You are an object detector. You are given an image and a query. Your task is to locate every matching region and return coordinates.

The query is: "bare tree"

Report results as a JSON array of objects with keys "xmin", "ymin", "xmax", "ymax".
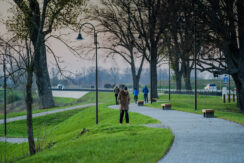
[
  {"xmin": 124, "ymin": 0, "xmax": 171, "ymax": 98},
  {"xmin": 0, "ymin": 36, "xmax": 38, "ymax": 155},
  {"xmin": 88, "ymin": 0, "xmax": 145, "ymax": 90},
  {"xmin": 6, "ymin": 0, "xmax": 85, "ymax": 108},
  {"xmin": 193, "ymin": 0, "xmax": 244, "ymax": 111}
]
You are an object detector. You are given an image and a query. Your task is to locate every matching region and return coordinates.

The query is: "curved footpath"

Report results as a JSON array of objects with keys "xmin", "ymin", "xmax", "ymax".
[
  {"xmin": 109, "ymin": 104, "xmax": 244, "ymax": 163},
  {"xmin": 0, "ymin": 103, "xmax": 95, "ymax": 143}
]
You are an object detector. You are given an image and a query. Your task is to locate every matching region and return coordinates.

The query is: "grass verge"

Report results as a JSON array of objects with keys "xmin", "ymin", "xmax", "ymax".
[
  {"xmin": 0, "ymin": 104, "xmax": 173, "ymax": 163},
  {"xmin": 0, "ymin": 96, "xmax": 86, "ymax": 120},
  {"xmin": 145, "ymin": 94, "xmax": 244, "ymax": 125}
]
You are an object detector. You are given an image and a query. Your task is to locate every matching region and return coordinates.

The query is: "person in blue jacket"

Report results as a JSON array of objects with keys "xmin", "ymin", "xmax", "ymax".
[
  {"xmin": 142, "ymin": 85, "xmax": 149, "ymax": 103},
  {"xmin": 133, "ymin": 88, "xmax": 139, "ymax": 104}
]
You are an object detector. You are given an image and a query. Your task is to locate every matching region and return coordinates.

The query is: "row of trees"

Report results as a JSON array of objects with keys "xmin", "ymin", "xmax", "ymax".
[
  {"xmin": 1, "ymin": 0, "xmax": 86, "ymax": 155},
  {"xmin": 0, "ymin": 0, "xmax": 243, "ymax": 157},
  {"xmin": 50, "ymin": 67, "xmax": 171, "ymax": 88},
  {"xmin": 86, "ymin": 0, "xmax": 243, "ymax": 110}
]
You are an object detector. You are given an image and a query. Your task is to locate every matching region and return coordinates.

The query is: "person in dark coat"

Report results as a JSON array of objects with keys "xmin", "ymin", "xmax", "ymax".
[
  {"xmin": 118, "ymin": 86, "xmax": 130, "ymax": 125},
  {"xmin": 142, "ymin": 85, "xmax": 149, "ymax": 103},
  {"xmin": 114, "ymin": 86, "xmax": 120, "ymax": 105}
]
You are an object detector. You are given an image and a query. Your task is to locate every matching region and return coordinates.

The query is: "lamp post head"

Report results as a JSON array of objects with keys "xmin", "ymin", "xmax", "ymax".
[{"xmin": 77, "ymin": 33, "xmax": 83, "ymax": 40}]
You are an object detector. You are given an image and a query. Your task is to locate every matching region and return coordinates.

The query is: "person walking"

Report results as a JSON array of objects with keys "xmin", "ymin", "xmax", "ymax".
[
  {"xmin": 142, "ymin": 85, "xmax": 149, "ymax": 103},
  {"xmin": 118, "ymin": 86, "xmax": 130, "ymax": 125},
  {"xmin": 114, "ymin": 85, "xmax": 120, "ymax": 105},
  {"xmin": 133, "ymin": 88, "xmax": 139, "ymax": 104}
]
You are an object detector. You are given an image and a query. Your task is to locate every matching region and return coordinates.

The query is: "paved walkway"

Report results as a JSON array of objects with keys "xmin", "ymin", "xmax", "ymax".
[
  {"xmin": 109, "ymin": 104, "xmax": 244, "ymax": 163},
  {"xmin": 0, "ymin": 103, "xmax": 95, "ymax": 143},
  {"xmin": 52, "ymin": 91, "xmax": 88, "ymax": 99}
]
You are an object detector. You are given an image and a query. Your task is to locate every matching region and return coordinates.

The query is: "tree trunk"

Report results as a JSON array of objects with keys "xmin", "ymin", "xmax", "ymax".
[
  {"xmin": 232, "ymin": 72, "xmax": 244, "ymax": 112},
  {"xmin": 182, "ymin": 61, "xmax": 192, "ymax": 90},
  {"xmin": 175, "ymin": 71, "xmax": 182, "ymax": 91},
  {"xmin": 224, "ymin": 39, "xmax": 244, "ymax": 112},
  {"xmin": 131, "ymin": 62, "xmax": 140, "ymax": 90},
  {"xmin": 130, "ymin": 48, "xmax": 145, "ymax": 91},
  {"xmin": 34, "ymin": 37, "xmax": 54, "ymax": 109},
  {"xmin": 151, "ymin": 52, "xmax": 158, "ymax": 98},
  {"xmin": 132, "ymin": 75, "xmax": 140, "ymax": 90},
  {"xmin": 26, "ymin": 70, "xmax": 36, "ymax": 155}
]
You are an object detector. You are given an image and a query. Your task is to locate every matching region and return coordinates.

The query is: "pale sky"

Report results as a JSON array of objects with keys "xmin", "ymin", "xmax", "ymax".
[{"xmin": 0, "ymin": 0, "xmax": 152, "ymax": 76}]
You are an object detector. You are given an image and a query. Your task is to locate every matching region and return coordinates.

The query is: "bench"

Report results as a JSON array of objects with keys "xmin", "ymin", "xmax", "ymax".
[
  {"xmin": 202, "ymin": 109, "xmax": 215, "ymax": 118},
  {"xmin": 138, "ymin": 100, "xmax": 144, "ymax": 106},
  {"xmin": 152, "ymin": 98, "xmax": 157, "ymax": 102},
  {"xmin": 161, "ymin": 104, "xmax": 172, "ymax": 110}
]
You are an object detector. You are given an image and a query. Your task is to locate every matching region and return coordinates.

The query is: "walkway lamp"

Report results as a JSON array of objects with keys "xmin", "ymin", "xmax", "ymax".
[
  {"xmin": 168, "ymin": 53, "xmax": 171, "ymax": 102},
  {"xmin": 177, "ymin": 1, "xmax": 197, "ymax": 110},
  {"xmin": 193, "ymin": 0, "xmax": 197, "ymax": 110},
  {"xmin": 3, "ymin": 52, "xmax": 7, "ymax": 136},
  {"xmin": 77, "ymin": 23, "xmax": 98, "ymax": 124}
]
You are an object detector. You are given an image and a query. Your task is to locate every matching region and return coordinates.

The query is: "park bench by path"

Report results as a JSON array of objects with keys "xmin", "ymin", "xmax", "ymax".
[
  {"xmin": 138, "ymin": 100, "xmax": 144, "ymax": 106},
  {"xmin": 202, "ymin": 109, "xmax": 215, "ymax": 118},
  {"xmin": 152, "ymin": 98, "xmax": 157, "ymax": 102},
  {"xmin": 161, "ymin": 104, "xmax": 172, "ymax": 110}
]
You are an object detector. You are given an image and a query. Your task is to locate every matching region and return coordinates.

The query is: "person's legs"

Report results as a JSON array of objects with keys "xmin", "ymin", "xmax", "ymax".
[
  {"xmin": 125, "ymin": 110, "xmax": 129, "ymax": 124},
  {"xmin": 134, "ymin": 95, "xmax": 138, "ymax": 103},
  {"xmin": 120, "ymin": 110, "xmax": 125, "ymax": 124},
  {"xmin": 115, "ymin": 94, "xmax": 118, "ymax": 104},
  {"xmin": 144, "ymin": 94, "xmax": 146, "ymax": 103},
  {"xmin": 145, "ymin": 94, "xmax": 148, "ymax": 103}
]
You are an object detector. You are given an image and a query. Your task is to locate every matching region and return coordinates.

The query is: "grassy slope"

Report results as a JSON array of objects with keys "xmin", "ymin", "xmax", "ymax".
[
  {"xmin": 0, "ymin": 91, "xmax": 136, "ymax": 120},
  {"xmin": 0, "ymin": 104, "xmax": 173, "ymax": 163},
  {"xmin": 145, "ymin": 94, "xmax": 244, "ymax": 125},
  {"xmin": 0, "ymin": 96, "xmax": 82, "ymax": 119}
]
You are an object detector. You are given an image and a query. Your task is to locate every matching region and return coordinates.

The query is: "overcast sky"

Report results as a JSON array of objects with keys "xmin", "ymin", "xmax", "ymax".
[
  {"xmin": 0, "ymin": 0, "xmax": 153, "ymax": 75},
  {"xmin": 0, "ymin": 0, "xmax": 215, "ymax": 80}
]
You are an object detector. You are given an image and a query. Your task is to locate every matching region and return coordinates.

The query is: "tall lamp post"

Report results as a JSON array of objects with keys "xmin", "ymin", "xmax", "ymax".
[
  {"xmin": 150, "ymin": 56, "xmax": 153, "ymax": 104},
  {"xmin": 77, "ymin": 23, "xmax": 98, "ymax": 124},
  {"xmin": 168, "ymin": 53, "xmax": 171, "ymax": 102},
  {"xmin": 193, "ymin": 0, "xmax": 197, "ymax": 110},
  {"xmin": 177, "ymin": 1, "xmax": 197, "ymax": 110},
  {"xmin": 3, "ymin": 52, "xmax": 7, "ymax": 136}
]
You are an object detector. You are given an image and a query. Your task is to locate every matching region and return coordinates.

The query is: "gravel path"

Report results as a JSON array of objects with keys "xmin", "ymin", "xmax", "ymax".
[
  {"xmin": 52, "ymin": 91, "xmax": 88, "ymax": 99},
  {"xmin": 109, "ymin": 104, "xmax": 244, "ymax": 163},
  {"xmin": 0, "ymin": 103, "xmax": 95, "ymax": 143}
]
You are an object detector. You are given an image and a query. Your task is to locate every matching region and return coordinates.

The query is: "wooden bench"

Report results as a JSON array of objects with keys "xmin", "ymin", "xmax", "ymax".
[
  {"xmin": 202, "ymin": 109, "xmax": 215, "ymax": 118},
  {"xmin": 161, "ymin": 104, "xmax": 172, "ymax": 110},
  {"xmin": 152, "ymin": 98, "xmax": 157, "ymax": 102},
  {"xmin": 138, "ymin": 100, "xmax": 144, "ymax": 106}
]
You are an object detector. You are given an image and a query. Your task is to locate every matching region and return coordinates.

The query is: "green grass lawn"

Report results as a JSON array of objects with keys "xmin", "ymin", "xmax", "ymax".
[
  {"xmin": 144, "ymin": 94, "xmax": 244, "ymax": 125},
  {"xmin": 0, "ymin": 92, "xmax": 119, "ymax": 120},
  {"xmin": 0, "ymin": 96, "xmax": 81, "ymax": 119},
  {"xmin": 0, "ymin": 104, "xmax": 173, "ymax": 163},
  {"xmin": 0, "ymin": 91, "xmax": 139, "ymax": 120}
]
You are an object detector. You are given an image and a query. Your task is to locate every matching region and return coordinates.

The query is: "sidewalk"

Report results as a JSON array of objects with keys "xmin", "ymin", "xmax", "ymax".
[{"xmin": 109, "ymin": 104, "xmax": 244, "ymax": 163}]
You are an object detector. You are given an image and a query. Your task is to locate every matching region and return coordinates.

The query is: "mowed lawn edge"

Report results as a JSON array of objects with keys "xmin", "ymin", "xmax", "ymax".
[
  {"xmin": 0, "ymin": 104, "xmax": 174, "ymax": 163},
  {"xmin": 145, "ymin": 94, "xmax": 244, "ymax": 125}
]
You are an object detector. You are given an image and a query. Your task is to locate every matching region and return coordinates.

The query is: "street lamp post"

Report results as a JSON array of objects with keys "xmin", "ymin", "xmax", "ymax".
[
  {"xmin": 177, "ymin": 1, "xmax": 197, "ymax": 110},
  {"xmin": 150, "ymin": 56, "xmax": 153, "ymax": 104},
  {"xmin": 168, "ymin": 53, "xmax": 171, "ymax": 102},
  {"xmin": 228, "ymin": 73, "xmax": 231, "ymax": 103},
  {"xmin": 3, "ymin": 53, "xmax": 7, "ymax": 136},
  {"xmin": 77, "ymin": 23, "xmax": 98, "ymax": 124},
  {"xmin": 193, "ymin": 0, "xmax": 197, "ymax": 110}
]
